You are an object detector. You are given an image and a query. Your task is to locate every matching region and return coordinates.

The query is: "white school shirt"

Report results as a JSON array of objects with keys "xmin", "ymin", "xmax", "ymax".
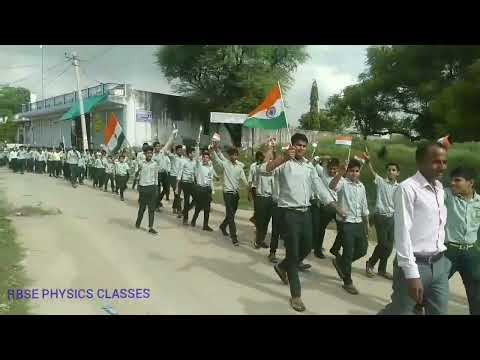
[{"xmin": 394, "ymin": 171, "xmax": 447, "ymax": 279}]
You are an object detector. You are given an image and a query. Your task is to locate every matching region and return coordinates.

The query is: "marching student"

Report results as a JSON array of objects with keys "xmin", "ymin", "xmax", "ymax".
[
  {"xmin": 379, "ymin": 142, "xmax": 449, "ymax": 315},
  {"xmin": 211, "ymin": 142, "xmax": 248, "ymax": 246},
  {"xmin": 444, "ymin": 166, "xmax": 480, "ymax": 315},
  {"xmin": 252, "ymin": 152, "xmax": 273, "ymax": 249},
  {"xmin": 266, "ymin": 151, "xmax": 282, "ymax": 263},
  {"xmin": 153, "ymin": 141, "xmax": 171, "ymax": 210},
  {"xmin": 47, "ymin": 148, "xmax": 54, "ymax": 177},
  {"xmin": 115, "ymin": 154, "xmax": 130, "ymax": 201},
  {"xmin": 330, "ymin": 159, "xmax": 370, "ymax": 295},
  {"xmin": 104, "ymin": 155, "xmax": 116, "ymax": 193},
  {"xmin": 264, "ymin": 133, "xmax": 336, "ymax": 312},
  {"xmin": 25, "ymin": 147, "xmax": 33, "ymax": 172},
  {"xmin": 364, "ymin": 153, "xmax": 400, "ymax": 280},
  {"xmin": 131, "ymin": 153, "xmax": 139, "ymax": 190},
  {"xmin": 38, "ymin": 148, "xmax": 47, "ymax": 174},
  {"xmin": 53, "ymin": 147, "xmax": 63, "ymax": 178},
  {"xmin": 77, "ymin": 151, "xmax": 86, "ymax": 185},
  {"xmin": 157, "ymin": 144, "xmax": 172, "ymax": 208},
  {"xmin": 94, "ymin": 151, "xmax": 106, "ymax": 189},
  {"xmin": 135, "ymin": 145, "xmax": 159, "ymax": 234},
  {"xmin": 248, "ymin": 152, "xmax": 264, "ymax": 225},
  {"xmin": 0, "ymin": 148, "xmax": 6, "ymax": 167},
  {"xmin": 32, "ymin": 147, "xmax": 39, "ymax": 173},
  {"xmin": 9, "ymin": 147, "xmax": 17, "ymax": 172},
  {"xmin": 177, "ymin": 147, "xmax": 196, "ymax": 225},
  {"xmin": 311, "ymin": 157, "xmax": 343, "ymax": 259},
  {"xmin": 17, "ymin": 146, "xmax": 26, "ymax": 174},
  {"xmin": 191, "ymin": 142, "xmax": 218, "ymax": 231},
  {"xmin": 168, "ymin": 144, "xmax": 185, "ymax": 215},
  {"xmin": 66, "ymin": 146, "xmax": 81, "ymax": 187}
]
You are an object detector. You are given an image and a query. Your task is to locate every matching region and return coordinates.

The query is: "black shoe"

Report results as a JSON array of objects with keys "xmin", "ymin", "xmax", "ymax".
[
  {"xmin": 183, "ymin": 220, "xmax": 189, "ymax": 226},
  {"xmin": 190, "ymin": 222, "xmax": 196, "ymax": 227},
  {"xmin": 135, "ymin": 223, "xmax": 140, "ymax": 229},
  {"xmin": 298, "ymin": 262, "xmax": 312, "ymax": 272},
  {"xmin": 203, "ymin": 226, "xmax": 213, "ymax": 232},
  {"xmin": 314, "ymin": 251, "xmax": 326, "ymax": 259},
  {"xmin": 330, "ymin": 248, "xmax": 340, "ymax": 257},
  {"xmin": 148, "ymin": 228, "xmax": 158, "ymax": 235},
  {"xmin": 220, "ymin": 226, "xmax": 229, "ymax": 237},
  {"xmin": 159, "ymin": 202, "xmax": 163, "ymax": 208},
  {"xmin": 274, "ymin": 264, "xmax": 288, "ymax": 285},
  {"xmin": 232, "ymin": 238, "xmax": 239, "ymax": 246},
  {"xmin": 120, "ymin": 196, "xmax": 124, "ymax": 201},
  {"xmin": 177, "ymin": 213, "xmax": 183, "ymax": 219},
  {"xmin": 253, "ymin": 241, "xmax": 261, "ymax": 249}
]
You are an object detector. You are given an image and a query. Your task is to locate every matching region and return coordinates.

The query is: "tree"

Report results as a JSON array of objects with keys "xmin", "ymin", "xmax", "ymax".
[
  {"xmin": 155, "ymin": 45, "xmax": 309, "ymax": 145},
  {"xmin": 310, "ymin": 80, "xmax": 319, "ymax": 114},
  {"xmin": 331, "ymin": 45, "xmax": 480, "ymax": 141},
  {"xmin": 0, "ymin": 86, "xmax": 30, "ymax": 142}
]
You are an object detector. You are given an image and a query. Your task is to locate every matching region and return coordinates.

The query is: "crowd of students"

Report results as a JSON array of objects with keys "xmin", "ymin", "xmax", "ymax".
[{"xmin": 1, "ymin": 130, "xmax": 478, "ymax": 315}]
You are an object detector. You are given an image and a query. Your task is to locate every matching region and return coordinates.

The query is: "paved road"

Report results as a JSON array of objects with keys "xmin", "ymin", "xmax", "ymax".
[{"xmin": 0, "ymin": 168, "xmax": 470, "ymax": 315}]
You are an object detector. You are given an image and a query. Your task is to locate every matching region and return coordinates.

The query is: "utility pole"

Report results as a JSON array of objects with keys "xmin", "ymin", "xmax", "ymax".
[{"xmin": 67, "ymin": 51, "xmax": 89, "ymax": 151}]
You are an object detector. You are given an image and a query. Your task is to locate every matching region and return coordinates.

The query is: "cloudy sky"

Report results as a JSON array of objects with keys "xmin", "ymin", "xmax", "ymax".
[{"xmin": 0, "ymin": 45, "xmax": 368, "ymax": 125}]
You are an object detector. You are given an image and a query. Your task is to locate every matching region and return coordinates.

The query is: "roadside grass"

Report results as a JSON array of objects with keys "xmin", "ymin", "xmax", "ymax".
[{"xmin": 0, "ymin": 194, "xmax": 30, "ymax": 315}]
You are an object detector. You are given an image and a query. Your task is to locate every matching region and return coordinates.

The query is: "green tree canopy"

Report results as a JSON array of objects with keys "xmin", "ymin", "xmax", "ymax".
[
  {"xmin": 155, "ymin": 45, "xmax": 309, "ymax": 145},
  {"xmin": 0, "ymin": 86, "xmax": 30, "ymax": 142}
]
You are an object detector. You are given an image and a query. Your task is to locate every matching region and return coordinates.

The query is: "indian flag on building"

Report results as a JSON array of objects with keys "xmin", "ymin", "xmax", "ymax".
[
  {"xmin": 243, "ymin": 83, "xmax": 288, "ymax": 129},
  {"xmin": 335, "ymin": 135, "xmax": 352, "ymax": 147},
  {"xmin": 104, "ymin": 112, "xmax": 126, "ymax": 154}
]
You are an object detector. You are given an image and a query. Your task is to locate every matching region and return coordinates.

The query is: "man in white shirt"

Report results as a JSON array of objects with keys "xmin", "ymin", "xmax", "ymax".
[{"xmin": 379, "ymin": 142, "xmax": 449, "ymax": 315}]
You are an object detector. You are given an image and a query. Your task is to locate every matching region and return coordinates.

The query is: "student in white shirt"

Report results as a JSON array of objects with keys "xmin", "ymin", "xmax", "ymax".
[{"xmin": 379, "ymin": 142, "xmax": 449, "ymax": 315}]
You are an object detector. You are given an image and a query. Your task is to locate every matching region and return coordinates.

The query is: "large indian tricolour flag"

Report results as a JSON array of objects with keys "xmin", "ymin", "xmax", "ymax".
[
  {"xmin": 335, "ymin": 135, "xmax": 352, "ymax": 147},
  {"xmin": 104, "ymin": 112, "xmax": 126, "ymax": 154},
  {"xmin": 243, "ymin": 83, "xmax": 288, "ymax": 129}
]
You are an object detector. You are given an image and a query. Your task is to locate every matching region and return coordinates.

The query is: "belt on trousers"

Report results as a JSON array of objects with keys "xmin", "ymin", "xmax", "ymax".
[
  {"xmin": 447, "ymin": 242, "xmax": 475, "ymax": 251},
  {"xmin": 285, "ymin": 206, "xmax": 309, "ymax": 213},
  {"xmin": 414, "ymin": 252, "xmax": 444, "ymax": 265}
]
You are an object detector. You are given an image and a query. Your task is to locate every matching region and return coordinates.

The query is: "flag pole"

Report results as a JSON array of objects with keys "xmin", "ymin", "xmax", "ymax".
[{"xmin": 277, "ymin": 81, "xmax": 291, "ymax": 144}]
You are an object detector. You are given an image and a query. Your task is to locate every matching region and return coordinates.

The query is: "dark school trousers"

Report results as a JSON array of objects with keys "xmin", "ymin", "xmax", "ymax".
[
  {"xmin": 17, "ymin": 159, "xmax": 25, "ymax": 173},
  {"xmin": 191, "ymin": 185, "xmax": 212, "ymax": 227},
  {"xmin": 269, "ymin": 201, "xmax": 282, "ymax": 254},
  {"xmin": 313, "ymin": 203, "xmax": 338, "ymax": 256},
  {"xmin": 180, "ymin": 181, "xmax": 195, "ymax": 221},
  {"xmin": 446, "ymin": 244, "xmax": 480, "ymax": 315},
  {"xmin": 338, "ymin": 222, "xmax": 368, "ymax": 285},
  {"xmin": 78, "ymin": 166, "xmax": 85, "ymax": 183},
  {"xmin": 220, "ymin": 192, "xmax": 240, "ymax": 240},
  {"xmin": 368, "ymin": 214, "xmax": 395, "ymax": 273},
  {"xmin": 104, "ymin": 172, "xmax": 115, "ymax": 191},
  {"xmin": 69, "ymin": 164, "xmax": 79, "ymax": 185},
  {"xmin": 47, "ymin": 160, "xmax": 53, "ymax": 176},
  {"xmin": 158, "ymin": 171, "xmax": 170, "ymax": 202},
  {"xmin": 169, "ymin": 175, "xmax": 182, "ymax": 212},
  {"xmin": 115, "ymin": 175, "xmax": 129, "ymax": 198},
  {"xmin": 277, "ymin": 207, "xmax": 313, "ymax": 298},
  {"xmin": 63, "ymin": 162, "xmax": 70, "ymax": 180},
  {"xmin": 95, "ymin": 168, "xmax": 106, "ymax": 188},
  {"xmin": 136, "ymin": 185, "xmax": 157, "ymax": 229},
  {"xmin": 255, "ymin": 195, "xmax": 273, "ymax": 245}
]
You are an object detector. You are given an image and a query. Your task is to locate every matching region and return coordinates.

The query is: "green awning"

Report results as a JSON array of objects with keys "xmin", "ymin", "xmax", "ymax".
[{"xmin": 62, "ymin": 94, "xmax": 108, "ymax": 121}]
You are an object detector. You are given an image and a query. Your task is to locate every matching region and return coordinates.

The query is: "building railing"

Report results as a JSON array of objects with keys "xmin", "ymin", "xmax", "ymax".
[{"xmin": 21, "ymin": 83, "xmax": 126, "ymax": 113}]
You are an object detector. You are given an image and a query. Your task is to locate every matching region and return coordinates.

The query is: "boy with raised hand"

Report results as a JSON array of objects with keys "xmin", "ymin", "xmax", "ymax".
[
  {"xmin": 168, "ymin": 144, "xmax": 185, "ymax": 215},
  {"xmin": 330, "ymin": 159, "xmax": 370, "ymax": 295},
  {"xmin": 152, "ymin": 142, "xmax": 170, "ymax": 210},
  {"xmin": 177, "ymin": 147, "xmax": 197, "ymax": 225},
  {"xmin": 135, "ymin": 145, "xmax": 159, "ymax": 234},
  {"xmin": 444, "ymin": 166, "xmax": 480, "ymax": 315},
  {"xmin": 211, "ymin": 142, "xmax": 248, "ymax": 247},
  {"xmin": 264, "ymin": 133, "xmax": 336, "ymax": 312},
  {"xmin": 364, "ymin": 151, "xmax": 400, "ymax": 280},
  {"xmin": 191, "ymin": 141, "xmax": 218, "ymax": 231},
  {"xmin": 115, "ymin": 154, "xmax": 130, "ymax": 201}
]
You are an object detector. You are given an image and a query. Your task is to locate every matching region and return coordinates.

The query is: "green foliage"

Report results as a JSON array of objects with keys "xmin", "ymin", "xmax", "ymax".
[
  {"xmin": 310, "ymin": 80, "xmax": 319, "ymax": 114},
  {"xmin": 329, "ymin": 45, "xmax": 480, "ymax": 141},
  {"xmin": 154, "ymin": 46, "xmax": 309, "ymax": 145},
  {"xmin": 0, "ymin": 86, "xmax": 30, "ymax": 142},
  {"xmin": 377, "ymin": 145, "xmax": 387, "ymax": 159}
]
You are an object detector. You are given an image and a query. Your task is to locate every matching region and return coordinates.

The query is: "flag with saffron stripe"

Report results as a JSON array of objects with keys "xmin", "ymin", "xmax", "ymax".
[{"xmin": 243, "ymin": 83, "xmax": 288, "ymax": 129}]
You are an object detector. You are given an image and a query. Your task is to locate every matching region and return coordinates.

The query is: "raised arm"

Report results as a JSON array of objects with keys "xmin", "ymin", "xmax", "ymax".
[
  {"xmin": 363, "ymin": 152, "xmax": 378, "ymax": 179},
  {"xmin": 266, "ymin": 145, "xmax": 294, "ymax": 173},
  {"xmin": 329, "ymin": 163, "xmax": 346, "ymax": 190},
  {"xmin": 162, "ymin": 129, "xmax": 179, "ymax": 153}
]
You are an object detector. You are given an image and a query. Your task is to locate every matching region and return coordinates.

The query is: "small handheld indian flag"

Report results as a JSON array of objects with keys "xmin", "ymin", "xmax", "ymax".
[
  {"xmin": 437, "ymin": 134, "xmax": 452, "ymax": 150},
  {"xmin": 243, "ymin": 82, "xmax": 288, "ymax": 130},
  {"xmin": 335, "ymin": 136, "xmax": 352, "ymax": 147},
  {"xmin": 104, "ymin": 113, "xmax": 126, "ymax": 154}
]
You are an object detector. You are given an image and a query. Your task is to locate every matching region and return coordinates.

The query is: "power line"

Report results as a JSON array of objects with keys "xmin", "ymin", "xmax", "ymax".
[
  {"xmin": 83, "ymin": 45, "xmax": 116, "ymax": 67},
  {"xmin": 43, "ymin": 63, "xmax": 71, "ymax": 90},
  {"xmin": 6, "ymin": 59, "xmax": 69, "ymax": 87},
  {"xmin": 0, "ymin": 64, "xmax": 40, "ymax": 70}
]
